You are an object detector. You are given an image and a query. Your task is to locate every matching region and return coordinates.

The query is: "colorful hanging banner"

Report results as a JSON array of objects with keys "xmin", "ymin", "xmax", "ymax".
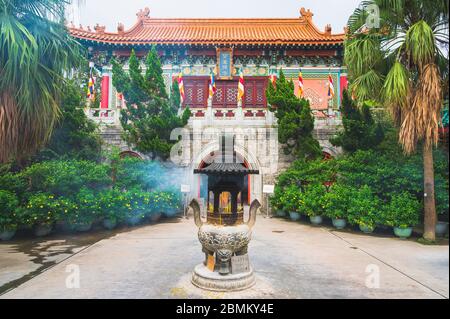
[
  {"xmin": 237, "ymin": 71, "xmax": 245, "ymax": 103},
  {"xmin": 269, "ymin": 73, "xmax": 277, "ymax": 87},
  {"xmin": 177, "ymin": 72, "xmax": 185, "ymax": 104},
  {"xmin": 209, "ymin": 69, "xmax": 217, "ymax": 98},
  {"xmin": 298, "ymin": 70, "xmax": 304, "ymax": 98},
  {"xmin": 328, "ymin": 73, "xmax": 335, "ymax": 98},
  {"xmin": 87, "ymin": 65, "xmax": 95, "ymax": 100}
]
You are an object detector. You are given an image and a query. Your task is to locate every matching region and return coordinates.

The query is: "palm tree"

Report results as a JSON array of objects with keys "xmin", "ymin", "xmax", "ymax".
[
  {"xmin": 345, "ymin": 0, "xmax": 449, "ymax": 241},
  {"xmin": 0, "ymin": 0, "xmax": 81, "ymax": 164}
]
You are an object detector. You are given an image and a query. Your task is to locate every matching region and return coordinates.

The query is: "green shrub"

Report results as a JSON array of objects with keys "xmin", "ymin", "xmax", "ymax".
[
  {"xmin": 153, "ymin": 191, "xmax": 181, "ymax": 215},
  {"xmin": 23, "ymin": 193, "xmax": 64, "ymax": 227},
  {"xmin": 385, "ymin": 192, "xmax": 421, "ymax": 228},
  {"xmin": 300, "ymin": 184, "xmax": 327, "ymax": 217},
  {"xmin": 22, "ymin": 160, "xmax": 111, "ymax": 197},
  {"xmin": 0, "ymin": 190, "xmax": 20, "ymax": 231},
  {"xmin": 279, "ymin": 185, "xmax": 302, "ymax": 213},
  {"xmin": 98, "ymin": 188, "xmax": 128, "ymax": 223},
  {"xmin": 124, "ymin": 189, "xmax": 151, "ymax": 220},
  {"xmin": 323, "ymin": 184, "xmax": 354, "ymax": 220},
  {"xmin": 347, "ymin": 186, "xmax": 381, "ymax": 229},
  {"xmin": 70, "ymin": 188, "xmax": 101, "ymax": 226},
  {"xmin": 0, "ymin": 165, "xmax": 26, "ymax": 197}
]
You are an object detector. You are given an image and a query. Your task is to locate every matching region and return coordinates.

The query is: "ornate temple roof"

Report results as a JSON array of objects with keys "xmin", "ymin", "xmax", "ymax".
[{"xmin": 68, "ymin": 7, "xmax": 345, "ymax": 47}]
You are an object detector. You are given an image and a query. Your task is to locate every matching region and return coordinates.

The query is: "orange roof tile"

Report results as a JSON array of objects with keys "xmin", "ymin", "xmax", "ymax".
[{"xmin": 69, "ymin": 8, "xmax": 345, "ymax": 47}]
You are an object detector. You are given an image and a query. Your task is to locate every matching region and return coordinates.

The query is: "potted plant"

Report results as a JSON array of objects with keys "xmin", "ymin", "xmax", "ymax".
[
  {"xmin": 98, "ymin": 188, "xmax": 126, "ymax": 230},
  {"xmin": 71, "ymin": 188, "xmax": 100, "ymax": 232},
  {"xmin": 282, "ymin": 186, "xmax": 301, "ymax": 221},
  {"xmin": 124, "ymin": 190, "xmax": 146, "ymax": 226},
  {"xmin": 158, "ymin": 191, "xmax": 180, "ymax": 220},
  {"xmin": 0, "ymin": 190, "xmax": 20, "ymax": 241},
  {"xmin": 435, "ymin": 190, "xmax": 449, "ymax": 237},
  {"xmin": 301, "ymin": 184, "xmax": 326, "ymax": 225},
  {"xmin": 24, "ymin": 193, "xmax": 60, "ymax": 237},
  {"xmin": 324, "ymin": 184, "xmax": 351, "ymax": 230},
  {"xmin": 270, "ymin": 189, "xmax": 286, "ymax": 217},
  {"xmin": 348, "ymin": 186, "xmax": 380, "ymax": 234},
  {"xmin": 386, "ymin": 192, "xmax": 420, "ymax": 239}
]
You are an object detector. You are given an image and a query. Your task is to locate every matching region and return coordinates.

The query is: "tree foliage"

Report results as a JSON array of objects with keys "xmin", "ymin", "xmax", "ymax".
[
  {"xmin": 111, "ymin": 47, "xmax": 190, "ymax": 159},
  {"xmin": 266, "ymin": 70, "xmax": 321, "ymax": 159},
  {"xmin": 345, "ymin": 0, "xmax": 448, "ymax": 154},
  {"xmin": 331, "ymin": 90, "xmax": 385, "ymax": 152},
  {"xmin": 34, "ymin": 79, "xmax": 102, "ymax": 162},
  {"xmin": 0, "ymin": 0, "xmax": 82, "ymax": 163}
]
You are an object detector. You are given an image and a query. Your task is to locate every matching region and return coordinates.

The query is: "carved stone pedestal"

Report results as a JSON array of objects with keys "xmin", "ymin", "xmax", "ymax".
[{"xmin": 191, "ymin": 264, "xmax": 256, "ymax": 292}]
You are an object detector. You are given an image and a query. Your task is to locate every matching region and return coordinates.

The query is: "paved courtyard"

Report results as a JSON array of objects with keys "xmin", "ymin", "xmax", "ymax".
[{"xmin": 0, "ymin": 215, "xmax": 448, "ymax": 299}]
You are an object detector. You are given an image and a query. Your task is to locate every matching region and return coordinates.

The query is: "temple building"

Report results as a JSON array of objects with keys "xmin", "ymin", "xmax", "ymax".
[{"xmin": 69, "ymin": 7, "xmax": 347, "ymax": 206}]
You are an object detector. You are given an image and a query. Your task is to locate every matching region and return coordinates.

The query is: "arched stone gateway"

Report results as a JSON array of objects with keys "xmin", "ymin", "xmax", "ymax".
[
  {"xmin": 119, "ymin": 150, "xmax": 143, "ymax": 159},
  {"xmin": 189, "ymin": 140, "xmax": 263, "ymax": 209}
]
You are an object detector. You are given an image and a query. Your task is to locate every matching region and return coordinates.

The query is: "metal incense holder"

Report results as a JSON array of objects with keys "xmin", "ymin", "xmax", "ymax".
[{"xmin": 189, "ymin": 135, "xmax": 260, "ymax": 291}]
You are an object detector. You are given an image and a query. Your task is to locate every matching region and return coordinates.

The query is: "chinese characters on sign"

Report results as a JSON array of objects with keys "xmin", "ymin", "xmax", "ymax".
[{"xmin": 217, "ymin": 48, "xmax": 233, "ymax": 79}]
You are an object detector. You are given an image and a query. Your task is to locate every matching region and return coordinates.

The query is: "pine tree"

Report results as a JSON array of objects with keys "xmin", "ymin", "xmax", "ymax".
[
  {"xmin": 111, "ymin": 47, "xmax": 190, "ymax": 159},
  {"xmin": 331, "ymin": 90, "xmax": 384, "ymax": 152},
  {"xmin": 266, "ymin": 70, "xmax": 322, "ymax": 159}
]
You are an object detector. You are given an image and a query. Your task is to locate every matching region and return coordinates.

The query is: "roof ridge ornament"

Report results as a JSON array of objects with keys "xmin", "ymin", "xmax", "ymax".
[
  {"xmin": 325, "ymin": 24, "xmax": 332, "ymax": 36},
  {"xmin": 137, "ymin": 7, "xmax": 150, "ymax": 20},
  {"xmin": 117, "ymin": 22, "xmax": 125, "ymax": 34},
  {"xmin": 94, "ymin": 24, "xmax": 106, "ymax": 34},
  {"xmin": 300, "ymin": 7, "xmax": 314, "ymax": 21}
]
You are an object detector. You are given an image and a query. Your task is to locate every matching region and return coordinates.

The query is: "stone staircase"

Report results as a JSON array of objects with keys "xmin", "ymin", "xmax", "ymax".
[{"xmin": 99, "ymin": 125, "xmax": 128, "ymax": 150}]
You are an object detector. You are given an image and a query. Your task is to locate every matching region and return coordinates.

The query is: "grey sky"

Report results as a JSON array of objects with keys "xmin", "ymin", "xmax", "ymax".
[{"xmin": 70, "ymin": 0, "xmax": 361, "ymax": 34}]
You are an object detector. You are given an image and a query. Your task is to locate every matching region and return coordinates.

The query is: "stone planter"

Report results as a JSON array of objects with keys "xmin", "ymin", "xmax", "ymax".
[
  {"xmin": 332, "ymin": 218, "xmax": 347, "ymax": 230},
  {"xmin": 393, "ymin": 226, "xmax": 413, "ymax": 239},
  {"xmin": 436, "ymin": 222, "xmax": 449, "ymax": 237},
  {"xmin": 102, "ymin": 219, "xmax": 117, "ymax": 230},
  {"xmin": 309, "ymin": 215, "xmax": 323, "ymax": 225},
  {"xmin": 276, "ymin": 210, "xmax": 286, "ymax": 218},
  {"xmin": 359, "ymin": 224, "xmax": 375, "ymax": 234},
  {"xmin": 127, "ymin": 215, "xmax": 142, "ymax": 226},
  {"xmin": 34, "ymin": 224, "xmax": 52, "ymax": 237},
  {"xmin": 0, "ymin": 229, "xmax": 16, "ymax": 241},
  {"xmin": 289, "ymin": 212, "xmax": 301, "ymax": 221},
  {"xmin": 74, "ymin": 222, "xmax": 93, "ymax": 232},
  {"xmin": 150, "ymin": 212, "xmax": 162, "ymax": 223}
]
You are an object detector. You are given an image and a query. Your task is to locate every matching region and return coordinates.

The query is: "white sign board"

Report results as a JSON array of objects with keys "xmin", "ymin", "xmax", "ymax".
[
  {"xmin": 180, "ymin": 184, "xmax": 191, "ymax": 193},
  {"xmin": 263, "ymin": 185, "xmax": 275, "ymax": 194}
]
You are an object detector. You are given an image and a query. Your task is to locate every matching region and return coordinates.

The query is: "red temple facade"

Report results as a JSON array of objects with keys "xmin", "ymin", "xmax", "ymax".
[
  {"xmin": 69, "ymin": 7, "xmax": 347, "ymax": 116},
  {"xmin": 69, "ymin": 7, "xmax": 347, "ymax": 204}
]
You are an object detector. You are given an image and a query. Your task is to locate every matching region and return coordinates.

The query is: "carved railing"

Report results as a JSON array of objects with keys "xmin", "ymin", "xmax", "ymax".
[{"xmin": 86, "ymin": 108, "xmax": 120, "ymax": 125}]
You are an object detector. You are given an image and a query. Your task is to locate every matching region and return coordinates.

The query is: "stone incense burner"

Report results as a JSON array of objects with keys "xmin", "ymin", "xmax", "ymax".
[{"xmin": 189, "ymin": 135, "xmax": 260, "ymax": 291}]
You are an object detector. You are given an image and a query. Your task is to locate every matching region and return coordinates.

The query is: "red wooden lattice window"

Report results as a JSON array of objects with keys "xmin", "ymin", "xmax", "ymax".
[
  {"xmin": 213, "ymin": 81, "xmax": 239, "ymax": 108},
  {"xmin": 183, "ymin": 78, "xmax": 208, "ymax": 108},
  {"xmin": 182, "ymin": 77, "xmax": 267, "ymax": 109},
  {"xmin": 243, "ymin": 78, "xmax": 267, "ymax": 108}
]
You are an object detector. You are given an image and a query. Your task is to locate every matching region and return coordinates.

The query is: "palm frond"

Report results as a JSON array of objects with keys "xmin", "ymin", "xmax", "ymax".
[{"xmin": 405, "ymin": 20, "xmax": 436, "ymax": 68}]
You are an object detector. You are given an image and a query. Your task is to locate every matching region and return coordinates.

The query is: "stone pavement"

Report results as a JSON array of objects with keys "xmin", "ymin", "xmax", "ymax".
[{"xmin": 0, "ymin": 216, "xmax": 448, "ymax": 299}]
